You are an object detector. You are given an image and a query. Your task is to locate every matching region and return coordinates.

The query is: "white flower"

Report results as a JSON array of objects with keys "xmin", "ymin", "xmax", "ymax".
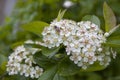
[
  {"xmin": 98, "ymin": 48, "xmax": 103, "ymax": 52},
  {"xmin": 35, "ymin": 66, "xmax": 43, "ymax": 78},
  {"xmin": 41, "ymin": 19, "xmax": 116, "ymax": 69},
  {"xmin": 63, "ymin": 0, "xmax": 74, "ymax": 8},
  {"xmin": 104, "ymin": 32, "xmax": 110, "ymax": 37},
  {"xmin": 6, "ymin": 45, "xmax": 43, "ymax": 78},
  {"xmin": 42, "ymin": 19, "xmax": 77, "ymax": 48},
  {"xmin": 14, "ymin": 45, "xmax": 25, "ymax": 53}
]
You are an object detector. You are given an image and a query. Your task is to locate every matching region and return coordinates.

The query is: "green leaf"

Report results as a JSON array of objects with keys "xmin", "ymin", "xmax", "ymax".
[
  {"xmin": 11, "ymin": 41, "xmax": 24, "ymax": 49},
  {"xmin": 57, "ymin": 10, "xmax": 66, "ymax": 21},
  {"xmin": 80, "ymin": 62, "xmax": 106, "ymax": 72},
  {"xmin": 24, "ymin": 43, "xmax": 41, "ymax": 49},
  {"xmin": 41, "ymin": 46, "xmax": 60, "ymax": 58},
  {"xmin": 2, "ymin": 75, "xmax": 29, "ymax": 80},
  {"xmin": 25, "ymin": 42, "xmax": 61, "ymax": 58},
  {"xmin": 0, "ymin": 54, "xmax": 7, "ymax": 76},
  {"xmin": 108, "ymin": 25, "xmax": 120, "ymax": 38},
  {"xmin": 58, "ymin": 57, "xmax": 79, "ymax": 76},
  {"xmin": 53, "ymin": 73, "xmax": 67, "ymax": 80},
  {"xmin": 38, "ymin": 65, "xmax": 58, "ymax": 80},
  {"xmin": 112, "ymin": 47, "xmax": 120, "ymax": 53},
  {"xmin": 87, "ymin": 72, "xmax": 102, "ymax": 80},
  {"xmin": 105, "ymin": 39, "xmax": 120, "ymax": 47},
  {"xmin": 0, "ymin": 54, "xmax": 7, "ymax": 65},
  {"xmin": 0, "ymin": 62, "xmax": 7, "ymax": 75},
  {"xmin": 109, "ymin": 24, "xmax": 120, "ymax": 37},
  {"xmin": 33, "ymin": 52, "xmax": 56, "ymax": 69},
  {"xmin": 103, "ymin": 2, "xmax": 116, "ymax": 32},
  {"xmin": 105, "ymin": 25, "xmax": 120, "ymax": 47},
  {"xmin": 22, "ymin": 21, "xmax": 49, "ymax": 36},
  {"xmin": 82, "ymin": 15, "xmax": 100, "ymax": 27}
]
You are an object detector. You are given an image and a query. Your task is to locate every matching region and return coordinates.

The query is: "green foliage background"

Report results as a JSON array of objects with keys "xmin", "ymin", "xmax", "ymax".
[{"xmin": 0, "ymin": 0, "xmax": 120, "ymax": 80}]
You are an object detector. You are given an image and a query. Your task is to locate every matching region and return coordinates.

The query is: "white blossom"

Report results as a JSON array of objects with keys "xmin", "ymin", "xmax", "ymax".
[
  {"xmin": 6, "ymin": 45, "xmax": 43, "ymax": 78},
  {"xmin": 41, "ymin": 19, "xmax": 116, "ymax": 69},
  {"xmin": 104, "ymin": 32, "xmax": 110, "ymax": 37},
  {"xmin": 63, "ymin": 0, "xmax": 74, "ymax": 8}
]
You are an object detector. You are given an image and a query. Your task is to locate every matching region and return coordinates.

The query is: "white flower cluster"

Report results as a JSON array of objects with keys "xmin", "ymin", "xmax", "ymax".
[
  {"xmin": 42, "ymin": 19, "xmax": 77, "ymax": 48},
  {"xmin": 42, "ymin": 19, "xmax": 116, "ymax": 69},
  {"xmin": 6, "ymin": 45, "xmax": 43, "ymax": 78}
]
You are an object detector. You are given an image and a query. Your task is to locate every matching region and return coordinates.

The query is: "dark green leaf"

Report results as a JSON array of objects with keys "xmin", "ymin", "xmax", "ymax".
[
  {"xmin": 82, "ymin": 15, "xmax": 100, "ymax": 27},
  {"xmin": 22, "ymin": 21, "xmax": 49, "ymax": 36},
  {"xmin": 2, "ymin": 75, "xmax": 29, "ymax": 80},
  {"xmin": 112, "ymin": 47, "xmax": 120, "ymax": 53},
  {"xmin": 33, "ymin": 52, "xmax": 56, "ymax": 69},
  {"xmin": 0, "ymin": 54, "xmax": 7, "ymax": 76},
  {"xmin": 53, "ymin": 73, "xmax": 67, "ymax": 80},
  {"xmin": 80, "ymin": 62, "xmax": 106, "ymax": 72},
  {"xmin": 58, "ymin": 57, "xmax": 79, "ymax": 76},
  {"xmin": 105, "ymin": 39, "xmax": 120, "ymax": 47},
  {"xmin": 24, "ymin": 43, "xmax": 41, "ymax": 49},
  {"xmin": 87, "ymin": 72, "xmax": 102, "ymax": 80},
  {"xmin": 0, "ymin": 62, "xmax": 7, "ymax": 75},
  {"xmin": 38, "ymin": 66, "xmax": 58, "ymax": 80},
  {"xmin": 103, "ymin": 2, "xmax": 116, "ymax": 32},
  {"xmin": 11, "ymin": 41, "xmax": 24, "ymax": 49},
  {"xmin": 41, "ymin": 46, "xmax": 60, "ymax": 58}
]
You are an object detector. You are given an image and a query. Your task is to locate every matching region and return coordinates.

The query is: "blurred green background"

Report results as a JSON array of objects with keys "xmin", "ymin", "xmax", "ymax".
[{"xmin": 0, "ymin": 0, "xmax": 120, "ymax": 80}]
